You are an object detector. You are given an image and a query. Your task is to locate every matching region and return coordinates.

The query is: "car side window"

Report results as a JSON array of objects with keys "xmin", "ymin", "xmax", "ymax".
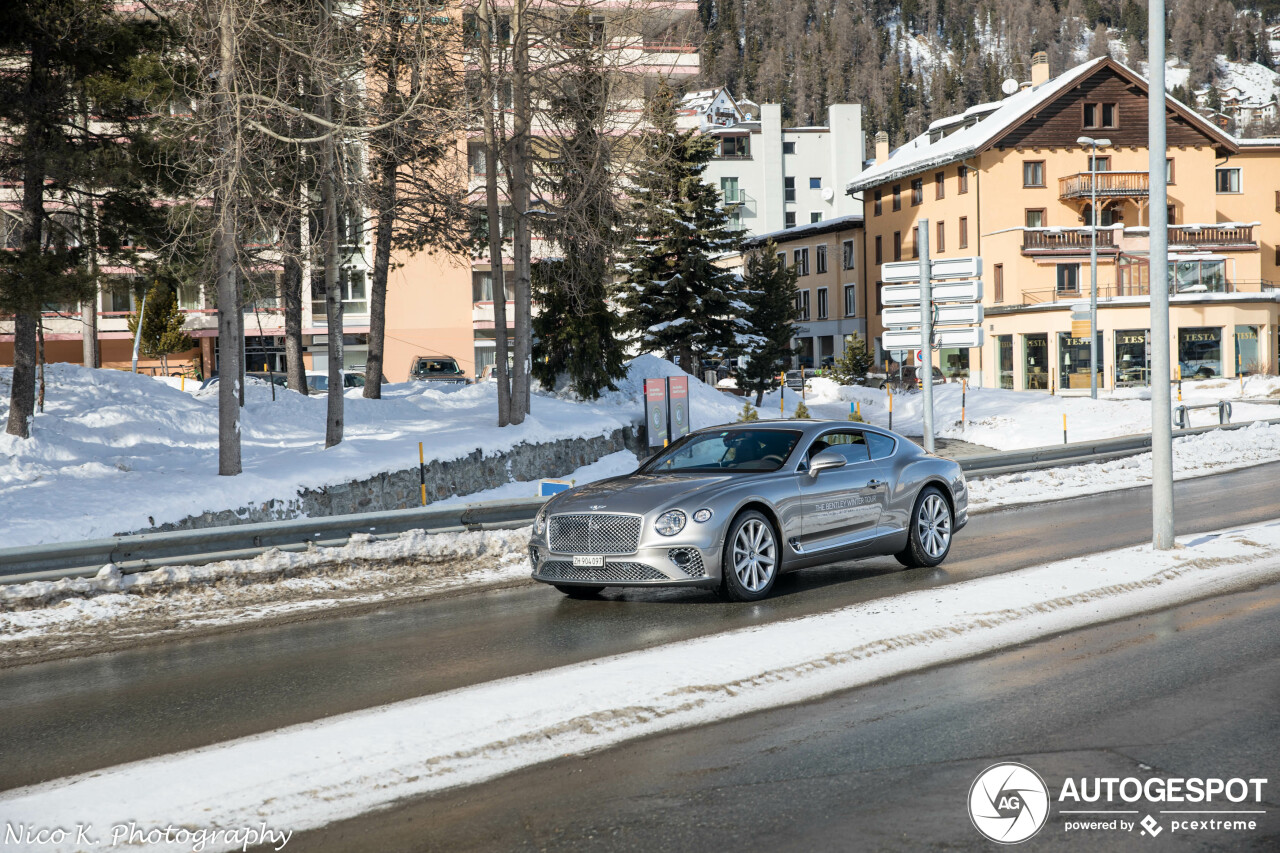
[
  {"xmin": 807, "ymin": 430, "xmax": 871, "ymax": 464},
  {"xmin": 865, "ymin": 432, "xmax": 896, "ymax": 460}
]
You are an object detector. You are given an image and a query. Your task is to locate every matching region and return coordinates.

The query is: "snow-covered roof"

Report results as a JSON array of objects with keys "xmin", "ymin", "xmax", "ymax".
[
  {"xmin": 847, "ymin": 57, "xmax": 1234, "ymax": 195},
  {"xmin": 742, "ymin": 213, "xmax": 865, "ymax": 248}
]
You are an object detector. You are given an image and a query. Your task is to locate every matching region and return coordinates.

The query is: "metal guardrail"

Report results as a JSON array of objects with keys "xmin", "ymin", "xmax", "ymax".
[{"xmin": 3, "ymin": 415, "xmax": 1280, "ymax": 587}]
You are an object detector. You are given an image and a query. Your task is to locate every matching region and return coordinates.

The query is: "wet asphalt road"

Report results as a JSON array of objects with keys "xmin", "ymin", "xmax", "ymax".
[
  {"xmin": 1, "ymin": 463, "xmax": 1279, "ymax": 793},
  {"xmin": 303, "ymin": 583, "xmax": 1280, "ymax": 852}
]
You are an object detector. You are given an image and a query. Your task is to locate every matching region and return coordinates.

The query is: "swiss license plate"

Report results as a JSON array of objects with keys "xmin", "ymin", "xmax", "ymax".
[{"xmin": 572, "ymin": 555, "xmax": 605, "ymax": 568}]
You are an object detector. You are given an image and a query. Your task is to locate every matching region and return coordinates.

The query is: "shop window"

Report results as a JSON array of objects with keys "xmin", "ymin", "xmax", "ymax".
[
  {"xmin": 1023, "ymin": 334, "xmax": 1049, "ymax": 390},
  {"xmin": 998, "ymin": 335, "xmax": 1013, "ymax": 389},
  {"xmin": 1236, "ymin": 325, "xmax": 1260, "ymax": 374},
  {"xmin": 1115, "ymin": 330, "xmax": 1150, "ymax": 387},
  {"xmin": 1178, "ymin": 327, "xmax": 1222, "ymax": 378},
  {"xmin": 1059, "ymin": 331, "xmax": 1102, "ymax": 390}
]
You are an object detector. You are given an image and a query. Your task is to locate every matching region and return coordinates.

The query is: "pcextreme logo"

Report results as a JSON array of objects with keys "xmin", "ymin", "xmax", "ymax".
[
  {"xmin": 968, "ymin": 763, "xmax": 1051, "ymax": 844},
  {"xmin": 967, "ymin": 764, "xmax": 1270, "ymax": 844}
]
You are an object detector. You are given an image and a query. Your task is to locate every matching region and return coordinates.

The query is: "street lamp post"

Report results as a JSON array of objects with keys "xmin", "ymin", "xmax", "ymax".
[{"xmin": 1077, "ymin": 135, "xmax": 1111, "ymax": 400}]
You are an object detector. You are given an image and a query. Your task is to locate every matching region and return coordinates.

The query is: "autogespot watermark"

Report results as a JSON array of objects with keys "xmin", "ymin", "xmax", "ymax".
[
  {"xmin": 967, "ymin": 764, "xmax": 1270, "ymax": 844},
  {"xmin": 3, "ymin": 822, "xmax": 292, "ymax": 851}
]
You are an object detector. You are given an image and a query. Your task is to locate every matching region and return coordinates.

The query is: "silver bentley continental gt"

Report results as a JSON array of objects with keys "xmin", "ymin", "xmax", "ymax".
[{"xmin": 529, "ymin": 420, "xmax": 968, "ymax": 601}]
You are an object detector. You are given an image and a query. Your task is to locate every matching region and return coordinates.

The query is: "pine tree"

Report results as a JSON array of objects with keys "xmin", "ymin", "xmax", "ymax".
[
  {"xmin": 793, "ymin": 400, "xmax": 811, "ymax": 419},
  {"xmin": 127, "ymin": 280, "xmax": 194, "ymax": 374},
  {"xmin": 736, "ymin": 399, "xmax": 759, "ymax": 422},
  {"xmin": 830, "ymin": 332, "xmax": 875, "ymax": 385},
  {"xmin": 617, "ymin": 81, "xmax": 745, "ymax": 375},
  {"xmin": 738, "ymin": 241, "xmax": 800, "ymax": 406}
]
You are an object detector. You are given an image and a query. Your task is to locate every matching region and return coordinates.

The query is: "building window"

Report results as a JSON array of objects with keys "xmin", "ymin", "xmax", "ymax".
[
  {"xmin": 1023, "ymin": 160, "xmax": 1045, "ymax": 187},
  {"xmin": 776, "ymin": 251, "xmax": 786, "ymax": 268},
  {"xmin": 1056, "ymin": 263, "xmax": 1080, "ymax": 293},
  {"xmin": 810, "ymin": 212, "xmax": 823, "ymax": 224},
  {"xmin": 1166, "ymin": 158, "xmax": 1175, "ymax": 184},
  {"xmin": 1216, "ymin": 168, "xmax": 1241, "ymax": 194},
  {"xmin": 911, "ymin": 226, "xmax": 919, "ymax": 259},
  {"xmin": 892, "ymin": 184, "xmax": 901, "ymax": 211},
  {"xmin": 1178, "ymin": 327, "xmax": 1222, "ymax": 378},
  {"xmin": 844, "ymin": 284, "xmax": 856, "ymax": 316},
  {"xmin": 809, "ymin": 177, "xmax": 821, "ymax": 190},
  {"xmin": 998, "ymin": 335, "xmax": 1013, "ymax": 389},
  {"xmin": 719, "ymin": 135, "xmax": 750, "ymax": 158},
  {"xmin": 817, "ymin": 287, "xmax": 829, "ymax": 319},
  {"xmin": 1060, "ymin": 331, "xmax": 1102, "ymax": 390},
  {"xmin": 893, "ymin": 231, "xmax": 902, "ymax": 261},
  {"xmin": 876, "ymin": 283, "xmax": 884, "ymax": 315},
  {"xmin": 873, "ymin": 190, "xmax": 882, "ymax": 216},
  {"xmin": 958, "ymin": 216, "xmax": 968, "ymax": 249},
  {"xmin": 1023, "ymin": 333, "xmax": 1049, "ymax": 390},
  {"xmin": 842, "ymin": 239, "xmax": 855, "ymax": 270},
  {"xmin": 720, "ymin": 176, "xmax": 739, "ymax": 204},
  {"xmin": 816, "ymin": 244, "xmax": 828, "ymax": 273},
  {"xmin": 1025, "ymin": 208, "xmax": 1045, "ymax": 228},
  {"xmin": 785, "ymin": 211, "xmax": 796, "ymax": 228},
  {"xmin": 1083, "ymin": 102, "xmax": 1118, "ymax": 129},
  {"xmin": 782, "ymin": 141, "xmax": 796, "ymax": 155},
  {"xmin": 797, "ymin": 289, "xmax": 810, "ymax": 320},
  {"xmin": 784, "ymin": 176, "xmax": 796, "ymax": 202},
  {"xmin": 911, "ymin": 178, "xmax": 923, "ymax": 205},
  {"xmin": 994, "ymin": 263, "xmax": 1004, "ymax": 303},
  {"xmin": 936, "ymin": 220, "xmax": 945, "ymax": 252},
  {"xmin": 1167, "ymin": 205, "xmax": 1176, "ymax": 225},
  {"xmin": 1088, "ymin": 155, "xmax": 1110, "ymax": 173},
  {"xmin": 874, "ymin": 235, "xmax": 883, "ymax": 265},
  {"xmin": 958, "ymin": 164, "xmax": 969, "ymax": 194},
  {"xmin": 935, "ymin": 171, "xmax": 945, "ymax": 199},
  {"xmin": 1115, "ymin": 330, "xmax": 1150, "ymax": 386},
  {"xmin": 794, "ymin": 247, "xmax": 810, "ymax": 275}
]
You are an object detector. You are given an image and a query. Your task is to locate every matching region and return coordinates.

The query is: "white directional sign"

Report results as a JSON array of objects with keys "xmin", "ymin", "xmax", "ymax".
[
  {"xmin": 883, "ymin": 327, "xmax": 985, "ymax": 350},
  {"xmin": 883, "ymin": 304, "xmax": 985, "ymax": 328},
  {"xmin": 881, "ymin": 279, "xmax": 984, "ymax": 306},
  {"xmin": 881, "ymin": 256, "xmax": 983, "ymax": 283}
]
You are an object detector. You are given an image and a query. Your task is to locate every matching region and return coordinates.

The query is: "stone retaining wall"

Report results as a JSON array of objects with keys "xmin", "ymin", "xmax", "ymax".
[{"xmin": 138, "ymin": 424, "xmax": 643, "ymax": 535}]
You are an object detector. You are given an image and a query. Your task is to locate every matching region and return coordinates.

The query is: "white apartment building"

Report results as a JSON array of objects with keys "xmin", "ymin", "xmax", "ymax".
[{"xmin": 698, "ymin": 101, "xmax": 866, "ymax": 237}]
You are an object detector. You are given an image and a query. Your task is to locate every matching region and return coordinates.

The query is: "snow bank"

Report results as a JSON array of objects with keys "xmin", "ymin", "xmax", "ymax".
[
  {"xmin": 0, "ymin": 359, "xmax": 739, "ymax": 547},
  {"xmin": 4, "ymin": 518, "xmax": 1279, "ymax": 850}
]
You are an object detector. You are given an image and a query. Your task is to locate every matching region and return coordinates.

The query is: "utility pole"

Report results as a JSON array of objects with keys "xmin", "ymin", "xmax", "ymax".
[
  {"xmin": 1078, "ymin": 135, "xmax": 1111, "ymax": 400},
  {"xmin": 919, "ymin": 219, "xmax": 934, "ymax": 453},
  {"xmin": 1149, "ymin": 0, "xmax": 1175, "ymax": 548}
]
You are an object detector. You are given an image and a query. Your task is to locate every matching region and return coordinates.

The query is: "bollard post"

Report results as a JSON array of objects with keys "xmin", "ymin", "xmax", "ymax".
[
  {"xmin": 779, "ymin": 371, "xmax": 785, "ymax": 417},
  {"xmin": 962, "ymin": 378, "xmax": 967, "ymax": 430},
  {"xmin": 418, "ymin": 442, "xmax": 427, "ymax": 506},
  {"xmin": 888, "ymin": 390, "xmax": 893, "ymax": 431},
  {"xmin": 1219, "ymin": 401, "xmax": 1232, "ymax": 425},
  {"xmin": 1063, "ymin": 413, "xmax": 1068, "ymax": 445}
]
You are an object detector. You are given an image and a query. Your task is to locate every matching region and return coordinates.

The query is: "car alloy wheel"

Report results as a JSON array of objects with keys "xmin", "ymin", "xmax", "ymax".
[
  {"xmin": 720, "ymin": 510, "xmax": 779, "ymax": 602},
  {"xmin": 895, "ymin": 486, "xmax": 953, "ymax": 569}
]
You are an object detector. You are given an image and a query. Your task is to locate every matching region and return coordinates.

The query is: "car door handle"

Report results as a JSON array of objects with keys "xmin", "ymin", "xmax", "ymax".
[{"xmin": 867, "ymin": 479, "xmax": 886, "ymax": 489}]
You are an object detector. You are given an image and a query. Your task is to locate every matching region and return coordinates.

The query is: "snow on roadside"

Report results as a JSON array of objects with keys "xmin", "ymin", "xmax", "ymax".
[
  {"xmin": 967, "ymin": 421, "xmax": 1280, "ymax": 510},
  {"xmin": 5, "ymin": 519, "xmax": 1279, "ymax": 850},
  {"xmin": 0, "ymin": 359, "xmax": 740, "ymax": 548}
]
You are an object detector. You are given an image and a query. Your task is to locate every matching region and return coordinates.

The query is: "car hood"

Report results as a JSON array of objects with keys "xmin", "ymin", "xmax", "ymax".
[{"xmin": 548, "ymin": 472, "xmax": 737, "ymax": 516}]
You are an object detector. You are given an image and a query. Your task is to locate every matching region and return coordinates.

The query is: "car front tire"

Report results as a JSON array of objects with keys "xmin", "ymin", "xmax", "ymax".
[
  {"xmin": 719, "ymin": 510, "xmax": 780, "ymax": 602},
  {"xmin": 895, "ymin": 486, "xmax": 954, "ymax": 568}
]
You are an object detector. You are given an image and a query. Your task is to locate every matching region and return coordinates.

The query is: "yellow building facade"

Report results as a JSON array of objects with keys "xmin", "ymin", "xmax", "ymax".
[{"xmin": 848, "ymin": 55, "xmax": 1280, "ymax": 391}]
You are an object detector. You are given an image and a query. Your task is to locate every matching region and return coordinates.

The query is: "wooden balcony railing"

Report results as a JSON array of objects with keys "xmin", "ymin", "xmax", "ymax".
[
  {"xmin": 1022, "ymin": 229, "xmax": 1116, "ymax": 252},
  {"xmin": 1168, "ymin": 224, "xmax": 1255, "ymax": 246},
  {"xmin": 1058, "ymin": 171, "xmax": 1149, "ymax": 199}
]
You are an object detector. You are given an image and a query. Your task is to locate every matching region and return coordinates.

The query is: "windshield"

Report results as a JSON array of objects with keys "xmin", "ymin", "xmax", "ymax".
[
  {"xmin": 413, "ymin": 358, "xmax": 462, "ymax": 376},
  {"xmin": 641, "ymin": 429, "xmax": 802, "ymax": 473}
]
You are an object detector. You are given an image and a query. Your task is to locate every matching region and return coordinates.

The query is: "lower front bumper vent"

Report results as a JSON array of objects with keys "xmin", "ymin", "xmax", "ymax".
[
  {"xmin": 667, "ymin": 548, "xmax": 707, "ymax": 578},
  {"xmin": 539, "ymin": 561, "xmax": 667, "ymax": 583}
]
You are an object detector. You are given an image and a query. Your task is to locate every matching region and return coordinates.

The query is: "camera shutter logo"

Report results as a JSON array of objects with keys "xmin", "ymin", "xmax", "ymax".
[{"xmin": 968, "ymin": 762, "xmax": 1050, "ymax": 844}]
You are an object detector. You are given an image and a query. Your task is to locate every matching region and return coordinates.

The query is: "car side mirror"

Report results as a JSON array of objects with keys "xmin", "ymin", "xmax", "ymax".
[{"xmin": 808, "ymin": 450, "xmax": 847, "ymax": 478}]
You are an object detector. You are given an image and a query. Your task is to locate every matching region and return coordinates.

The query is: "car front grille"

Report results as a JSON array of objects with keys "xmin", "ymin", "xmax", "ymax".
[
  {"xmin": 539, "ymin": 561, "xmax": 667, "ymax": 583},
  {"xmin": 548, "ymin": 514, "xmax": 641, "ymax": 555}
]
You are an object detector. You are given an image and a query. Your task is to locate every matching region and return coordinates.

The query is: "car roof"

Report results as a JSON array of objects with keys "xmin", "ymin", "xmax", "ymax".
[{"xmin": 693, "ymin": 419, "xmax": 898, "ymax": 440}]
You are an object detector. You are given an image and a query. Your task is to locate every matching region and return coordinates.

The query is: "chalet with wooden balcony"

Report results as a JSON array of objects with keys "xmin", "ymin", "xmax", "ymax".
[{"xmin": 846, "ymin": 54, "xmax": 1280, "ymax": 392}]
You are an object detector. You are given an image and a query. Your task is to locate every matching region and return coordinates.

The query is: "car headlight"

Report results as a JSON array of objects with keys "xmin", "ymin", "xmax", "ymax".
[
  {"xmin": 534, "ymin": 507, "xmax": 547, "ymax": 536},
  {"xmin": 692, "ymin": 508, "xmax": 713, "ymax": 523},
  {"xmin": 655, "ymin": 510, "xmax": 687, "ymax": 536}
]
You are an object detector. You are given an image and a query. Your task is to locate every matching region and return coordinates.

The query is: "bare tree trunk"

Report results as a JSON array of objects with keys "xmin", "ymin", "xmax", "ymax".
[
  {"xmin": 508, "ymin": 0, "xmax": 531, "ymax": 423},
  {"xmin": 80, "ymin": 299, "xmax": 98, "ymax": 368},
  {"xmin": 365, "ymin": 159, "xmax": 396, "ymax": 401},
  {"xmin": 36, "ymin": 318, "xmax": 46, "ymax": 413},
  {"xmin": 280, "ymin": 208, "xmax": 307, "ymax": 394},
  {"xmin": 215, "ymin": 0, "xmax": 241, "ymax": 475},
  {"xmin": 235, "ymin": 270, "xmax": 245, "ymax": 407},
  {"xmin": 479, "ymin": 0, "xmax": 511, "ymax": 426},
  {"xmin": 320, "ymin": 30, "xmax": 344, "ymax": 448},
  {"xmin": 6, "ymin": 38, "xmax": 51, "ymax": 440}
]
